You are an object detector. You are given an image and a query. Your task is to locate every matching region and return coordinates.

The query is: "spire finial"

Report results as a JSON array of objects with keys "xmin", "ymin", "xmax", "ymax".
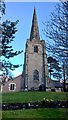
[{"xmin": 30, "ymin": 8, "xmax": 40, "ymax": 41}]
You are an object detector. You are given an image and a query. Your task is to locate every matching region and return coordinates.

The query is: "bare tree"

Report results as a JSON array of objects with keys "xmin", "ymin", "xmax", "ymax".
[{"xmin": 43, "ymin": 1, "xmax": 68, "ymax": 91}]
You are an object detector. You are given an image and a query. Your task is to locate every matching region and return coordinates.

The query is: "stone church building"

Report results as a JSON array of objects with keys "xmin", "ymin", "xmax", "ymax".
[
  {"xmin": 1, "ymin": 8, "xmax": 62, "ymax": 93},
  {"xmin": 22, "ymin": 8, "xmax": 49, "ymax": 91}
]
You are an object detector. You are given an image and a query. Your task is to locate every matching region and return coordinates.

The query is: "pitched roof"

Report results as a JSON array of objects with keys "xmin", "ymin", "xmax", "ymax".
[{"xmin": 50, "ymin": 80, "xmax": 63, "ymax": 88}]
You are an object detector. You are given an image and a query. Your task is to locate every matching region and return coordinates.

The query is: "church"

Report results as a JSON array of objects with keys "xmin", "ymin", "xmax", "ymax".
[
  {"xmin": 22, "ymin": 8, "xmax": 49, "ymax": 91},
  {"xmin": 1, "ymin": 8, "xmax": 62, "ymax": 93}
]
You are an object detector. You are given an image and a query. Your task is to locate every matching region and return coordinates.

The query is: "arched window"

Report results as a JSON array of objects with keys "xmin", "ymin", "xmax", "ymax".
[{"xmin": 33, "ymin": 69, "xmax": 39, "ymax": 80}]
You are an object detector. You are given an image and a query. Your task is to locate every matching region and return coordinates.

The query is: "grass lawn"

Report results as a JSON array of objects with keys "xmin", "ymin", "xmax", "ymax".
[
  {"xmin": 0, "ymin": 111, "xmax": 2, "ymax": 120},
  {"xmin": 2, "ymin": 92, "xmax": 68, "ymax": 103},
  {"xmin": 2, "ymin": 108, "xmax": 68, "ymax": 119},
  {"xmin": 2, "ymin": 92, "xmax": 68, "ymax": 119}
]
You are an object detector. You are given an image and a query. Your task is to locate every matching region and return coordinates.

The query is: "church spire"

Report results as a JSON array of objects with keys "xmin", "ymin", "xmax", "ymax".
[{"xmin": 30, "ymin": 8, "xmax": 40, "ymax": 41}]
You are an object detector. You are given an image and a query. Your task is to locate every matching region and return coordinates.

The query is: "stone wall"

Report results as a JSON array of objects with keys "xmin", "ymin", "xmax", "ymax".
[
  {"xmin": 2, "ymin": 75, "xmax": 22, "ymax": 93},
  {"xmin": 23, "ymin": 40, "xmax": 49, "ymax": 91}
]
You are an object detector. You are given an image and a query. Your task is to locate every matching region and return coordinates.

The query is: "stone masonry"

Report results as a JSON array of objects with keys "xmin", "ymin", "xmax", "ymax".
[{"xmin": 23, "ymin": 8, "xmax": 49, "ymax": 91}]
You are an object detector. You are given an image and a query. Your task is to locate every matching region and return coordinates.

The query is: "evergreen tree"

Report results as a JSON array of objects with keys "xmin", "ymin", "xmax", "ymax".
[
  {"xmin": 0, "ymin": 1, "xmax": 23, "ymax": 83},
  {"xmin": 47, "ymin": 57, "xmax": 62, "ymax": 80}
]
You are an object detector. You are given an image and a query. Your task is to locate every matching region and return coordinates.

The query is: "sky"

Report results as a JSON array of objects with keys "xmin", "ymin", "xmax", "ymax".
[
  {"xmin": 2, "ymin": 1, "xmax": 59, "ymax": 77},
  {"xmin": 5, "ymin": 0, "xmax": 62, "ymax": 2}
]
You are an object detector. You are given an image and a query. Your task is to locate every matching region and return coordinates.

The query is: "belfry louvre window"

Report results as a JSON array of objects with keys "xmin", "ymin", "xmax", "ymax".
[
  {"xmin": 33, "ymin": 69, "xmax": 39, "ymax": 80},
  {"xmin": 34, "ymin": 46, "xmax": 38, "ymax": 53}
]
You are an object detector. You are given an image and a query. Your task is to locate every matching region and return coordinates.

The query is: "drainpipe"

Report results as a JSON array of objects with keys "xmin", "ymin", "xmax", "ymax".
[{"xmin": 42, "ymin": 43, "xmax": 46, "ymax": 91}]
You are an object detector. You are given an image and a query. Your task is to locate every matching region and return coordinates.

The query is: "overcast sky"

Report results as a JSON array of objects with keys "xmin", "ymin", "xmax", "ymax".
[{"xmin": 2, "ymin": 1, "xmax": 59, "ymax": 77}]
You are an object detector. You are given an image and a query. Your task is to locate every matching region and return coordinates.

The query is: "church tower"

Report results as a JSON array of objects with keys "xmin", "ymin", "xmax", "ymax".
[{"xmin": 23, "ymin": 8, "xmax": 49, "ymax": 91}]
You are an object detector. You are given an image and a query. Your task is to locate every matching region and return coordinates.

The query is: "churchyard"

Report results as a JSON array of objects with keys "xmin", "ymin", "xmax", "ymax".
[
  {"xmin": 2, "ymin": 92, "xmax": 68, "ymax": 103},
  {"xmin": 1, "ymin": 92, "xmax": 68, "ymax": 119}
]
